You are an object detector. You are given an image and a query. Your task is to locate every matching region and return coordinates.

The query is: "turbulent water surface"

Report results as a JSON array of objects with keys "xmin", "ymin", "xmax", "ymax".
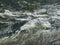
[{"xmin": 0, "ymin": 3, "xmax": 60, "ymax": 45}]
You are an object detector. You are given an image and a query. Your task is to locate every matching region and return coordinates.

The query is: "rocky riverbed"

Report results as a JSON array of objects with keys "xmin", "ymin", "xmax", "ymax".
[{"xmin": 0, "ymin": 4, "xmax": 60, "ymax": 45}]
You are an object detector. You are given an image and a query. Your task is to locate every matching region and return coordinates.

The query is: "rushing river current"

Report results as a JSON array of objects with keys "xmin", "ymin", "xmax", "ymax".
[{"xmin": 0, "ymin": 2, "xmax": 60, "ymax": 45}]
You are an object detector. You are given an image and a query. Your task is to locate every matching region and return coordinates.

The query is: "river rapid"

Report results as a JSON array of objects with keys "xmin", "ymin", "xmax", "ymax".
[{"xmin": 0, "ymin": 3, "xmax": 60, "ymax": 45}]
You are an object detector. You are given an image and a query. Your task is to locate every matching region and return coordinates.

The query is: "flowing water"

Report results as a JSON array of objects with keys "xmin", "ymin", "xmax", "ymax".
[{"xmin": 0, "ymin": 2, "xmax": 60, "ymax": 45}]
